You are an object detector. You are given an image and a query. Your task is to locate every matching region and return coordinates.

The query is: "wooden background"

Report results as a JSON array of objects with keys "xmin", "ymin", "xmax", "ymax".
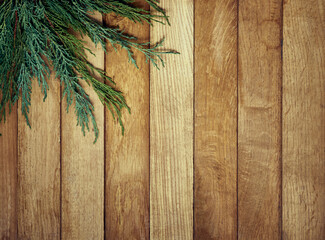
[{"xmin": 1, "ymin": 0, "xmax": 324, "ymax": 239}]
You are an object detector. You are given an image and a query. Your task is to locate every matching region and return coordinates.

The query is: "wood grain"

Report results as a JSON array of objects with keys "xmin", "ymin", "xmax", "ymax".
[
  {"xmin": 61, "ymin": 12, "xmax": 104, "ymax": 240},
  {"xmin": 104, "ymin": 1, "xmax": 150, "ymax": 239},
  {"xmin": 2, "ymin": 2, "xmax": 325, "ymax": 238},
  {"xmin": 150, "ymin": 0, "xmax": 194, "ymax": 239},
  {"xmin": 0, "ymin": 105, "xmax": 17, "ymax": 239},
  {"xmin": 238, "ymin": 0, "xmax": 282, "ymax": 239},
  {"xmin": 194, "ymin": 0, "xmax": 237, "ymax": 239},
  {"xmin": 282, "ymin": 0, "xmax": 325, "ymax": 239},
  {"xmin": 18, "ymin": 76, "xmax": 60, "ymax": 239}
]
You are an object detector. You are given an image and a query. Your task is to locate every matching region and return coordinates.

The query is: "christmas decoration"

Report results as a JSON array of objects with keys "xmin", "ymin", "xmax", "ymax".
[{"xmin": 0, "ymin": 0, "xmax": 174, "ymax": 142}]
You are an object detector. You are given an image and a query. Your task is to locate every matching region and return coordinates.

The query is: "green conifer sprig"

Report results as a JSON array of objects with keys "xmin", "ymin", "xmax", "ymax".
[{"xmin": 0, "ymin": 0, "xmax": 176, "ymax": 142}]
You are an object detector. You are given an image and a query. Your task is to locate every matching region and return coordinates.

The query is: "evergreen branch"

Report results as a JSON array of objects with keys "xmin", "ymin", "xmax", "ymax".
[{"xmin": 0, "ymin": 0, "xmax": 176, "ymax": 142}]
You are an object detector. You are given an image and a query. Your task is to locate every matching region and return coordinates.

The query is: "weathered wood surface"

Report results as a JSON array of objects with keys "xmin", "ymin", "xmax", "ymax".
[
  {"xmin": 194, "ymin": 0, "xmax": 237, "ymax": 239},
  {"xmin": 0, "ymin": 2, "xmax": 324, "ymax": 239},
  {"xmin": 61, "ymin": 12, "xmax": 105, "ymax": 240},
  {"xmin": 0, "ymin": 105, "xmax": 17, "ymax": 239},
  {"xmin": 150, "ymin": 0, "xmax": 194, "ymax": 239},
  {"xmin": 18, "ymin": 76, "xmax": 61, "ymax": 239},
  {"xmin": 238, "ymin": 0, "xmax": 282, "ymax": 239},
  {"xmin": 105, "ymin": 1, "xmax": 150, "ymax": 238},
  {"xmin": 283, "ymin": 0, "xmax": 325, "ymax": 239}
]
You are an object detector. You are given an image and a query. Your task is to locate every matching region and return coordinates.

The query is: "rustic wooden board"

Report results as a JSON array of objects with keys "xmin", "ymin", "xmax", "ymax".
[
  {"xmin": 18, "ymin": 77, "xmax": 60, "ymax": 239},
  {"xmin": 61, "ymin": 13, "xmax": 104, "ymax": 240},
  {"xmin": 238, "ymin": 0, "xmax": 282, "ymax": 239},
  {"xmin": 194, "ymin": 0, "xmax": 237, "ymax": 239},
  {"xmin": 282, "ymin": 0, "xmax": 325, "ymax": 239},
  {"xmin": 104, "ymin": 1, "xmax": 150, "ymax": 239},
  {"xmin": 2, "ymin": 2, "xmax": 325, "ymax": 238},
  {"xmin": 0, "ymin": 105, "xmax": 17, "ymax": 239},
  {"xmin": 150, "ymin": 0, "xmax": 194, "ymax": 239}
]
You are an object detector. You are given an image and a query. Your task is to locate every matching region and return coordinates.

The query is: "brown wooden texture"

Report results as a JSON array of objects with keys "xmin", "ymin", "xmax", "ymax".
[
  {"xmin": 61, "ymin": 13, "xmax": 104, "ymax": 240},
  {"xmin": 18, "ymin": 77, "xmax": 60, "ymax": 239},
  {"xmin": 1, "ymin": 1, "xmax": 325, "ymax": 239},
  {"xmin": 194, "ymin": 0, "xmax": 237, "ymax": 239},
  {"xmin": 0, "ymin": 105, "xmax": 17, "ymax": 239},
  {"xmin": 150, "ymin": 0, "xmax": 194, "ymax": 239},
  {"xmin": 238, "ymin": 0, "xmax": 282, "ymax": 239},
  {"xmin": 104, "ymin": 1, "xmax": 150, "ymax": 239},
  {"xmin": 282, "ymin": 0, "xmax": 325, "ymax": 239}
]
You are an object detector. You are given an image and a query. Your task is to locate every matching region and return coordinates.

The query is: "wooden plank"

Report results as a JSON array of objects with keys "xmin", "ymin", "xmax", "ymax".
[
  {"xmin": 282, "ymin": 0, "xmax": 325, "ymax": 239},
  {"xmin": 0, "ymin": 106, "xmax": 17, "ymax": 239},
  {"xmin": 18, "ymin": 76, "xmax": 60, "ymax": 239},
  {"xmin": 61, "ymin": 12, "xmax": 104, "ymax": 240},
  {"xmin": 238, "ymin": 0, "xmax": 282, "ymax": 239},
  {"xmin": 194, "ymin": 0, "xmax": 237, "ymax": 239},
  {"xmin": 150, "ymin": 0, "xmax": 194, "ymax": 239},
  {"xmin": 104, "ymin": 1, "xmax": 150, "ymax": 239}
]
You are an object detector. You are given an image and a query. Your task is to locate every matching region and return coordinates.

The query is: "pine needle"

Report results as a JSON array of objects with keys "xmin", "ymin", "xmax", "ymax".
[{"xmin": 0, "ymin": 0, "xmax": 177, "ymax": 143}]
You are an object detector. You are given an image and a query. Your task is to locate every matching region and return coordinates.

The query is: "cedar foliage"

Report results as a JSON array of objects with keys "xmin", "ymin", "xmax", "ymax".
[{"xmin": 0, "ymin": 0, "xmax": 174, "ymax": 141}]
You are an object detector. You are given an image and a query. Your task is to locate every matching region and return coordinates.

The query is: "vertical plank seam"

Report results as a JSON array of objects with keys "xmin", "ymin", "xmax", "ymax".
[
  {"xmin": 193, "ymin": 0, "xmax": 196, "ymax": 238},
  {"xmin": 280, "ymin": 0, "xmax": 284, "ymax": 239},
  {"xmin": 148, "ymin": 6, "xmax": 151, "ymax": 240},
  {"xmin": 60, "ymin": 67, "xmax": 63, "ymax": 240},
  {"xmin": 16, "ymin": 100, "xmax": 19, "ymax": 239},
  {"xmin": 236, "ymin": 0, "xmax": 239, "ymax": 239},
  {"xmin": 103, "ymin": 13, "xmax": 107, "ymax": 240}
]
